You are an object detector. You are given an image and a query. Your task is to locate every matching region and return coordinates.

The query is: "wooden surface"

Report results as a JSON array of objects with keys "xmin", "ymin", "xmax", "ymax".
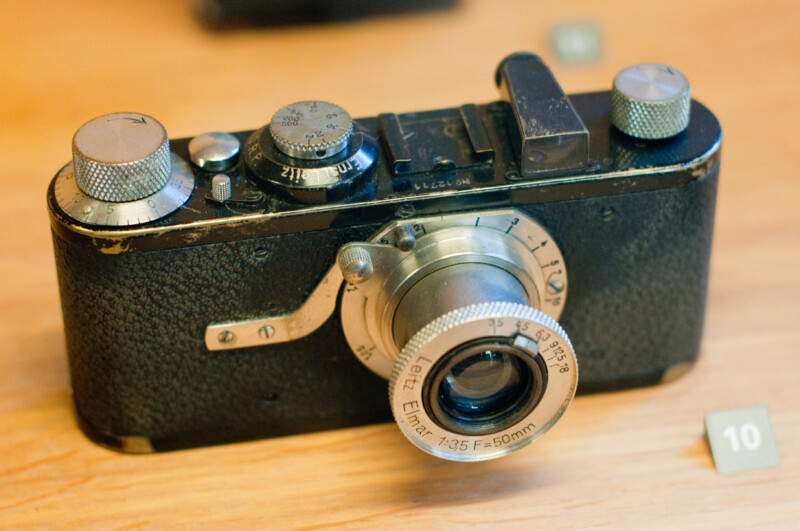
[{"xmin": 2, "ymin": 1, "xmax": 799, "ymax": 528}]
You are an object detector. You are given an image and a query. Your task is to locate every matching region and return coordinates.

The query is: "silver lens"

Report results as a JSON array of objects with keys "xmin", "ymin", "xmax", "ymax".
[
  {"xmin": 389, "ymin": 302, "xmax": 576, "ymax": 461},
  {"xmin": 339, "ymin": 209, "xmax": 576, "ymax": 461},
  {"xmin": 391, "ymin": 262, "xmax": 529, "ymax": 350}
]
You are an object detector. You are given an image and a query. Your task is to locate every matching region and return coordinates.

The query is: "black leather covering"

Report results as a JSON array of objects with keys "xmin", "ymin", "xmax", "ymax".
[{"xmin": 52, "ymin": 166, "xmax": 718, "ymax": 451}]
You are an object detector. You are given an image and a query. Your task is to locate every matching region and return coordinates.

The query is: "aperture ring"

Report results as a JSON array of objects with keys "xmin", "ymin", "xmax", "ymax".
[{"xmin": 389, "ymin": 302, "xmax": 577, "ymax": 461}]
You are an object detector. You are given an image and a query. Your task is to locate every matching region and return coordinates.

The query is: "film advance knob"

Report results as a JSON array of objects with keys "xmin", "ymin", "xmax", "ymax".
[
  {"xmin": 611, "ymin": 64, "xmax": 691, "ymax": 139},
  {"xmin": 72, "ymin": 112, "xmax": 172, "ymax": 201},
  {"xmin": 269, "ymin": 101, "xmax": 353, "ymax": 160}
]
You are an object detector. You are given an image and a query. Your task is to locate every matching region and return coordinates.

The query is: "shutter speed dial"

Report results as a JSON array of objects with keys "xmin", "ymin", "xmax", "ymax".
[
  {"xmin": 269, "ymin": 101, "xmax": 353, "ymax": 160},
  {"xmin": 53, "ymin": 112, "xmax": 195, "ymax": 226},
  {"xmin": 245, "ymin": 100, "xmax": 378, "ymax": 204}
]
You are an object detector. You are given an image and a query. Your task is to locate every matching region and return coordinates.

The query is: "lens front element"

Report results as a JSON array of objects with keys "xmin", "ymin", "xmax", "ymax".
[
  {"xmin": 389, "ymin": 302, "xmax": 577, "ymax": 461},
  {"xmin": 437, "ymin": 348, "xmax": 528, "ymax": 428},
  {"xmin": 427, "ymin": 339, "xmax": 546, "ymax": 436}
]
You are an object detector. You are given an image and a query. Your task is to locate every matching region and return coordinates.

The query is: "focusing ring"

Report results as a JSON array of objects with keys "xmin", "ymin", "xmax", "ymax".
[{"xmin": 389, "ymin": 302, "xmax": 577, "ymax": 461}]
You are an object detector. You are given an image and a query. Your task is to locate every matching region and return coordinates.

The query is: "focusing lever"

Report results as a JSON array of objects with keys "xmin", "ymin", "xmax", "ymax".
[
  {"xmin": 204, "ymin": 265, "xmax": 344, "ymax": 351},
  {"xmin": 204, "ymin": 241, "xmax": 409, "ymax": 351}
]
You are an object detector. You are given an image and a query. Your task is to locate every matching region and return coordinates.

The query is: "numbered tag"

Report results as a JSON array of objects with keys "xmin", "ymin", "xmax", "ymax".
[{"xmin": 704, "ymin": 406, "xmax": 780, "ymax": 475}]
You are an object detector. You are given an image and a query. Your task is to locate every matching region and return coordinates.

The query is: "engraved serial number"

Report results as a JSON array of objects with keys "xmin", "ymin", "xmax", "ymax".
[{"xmin": 280, "ymin": 158, "xmax": 363, "ymax": 185}]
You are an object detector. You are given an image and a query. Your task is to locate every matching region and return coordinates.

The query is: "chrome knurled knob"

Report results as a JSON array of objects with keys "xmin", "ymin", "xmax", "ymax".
[
  {"xmin": 269, "ymin": 101, "xmax": 353, "ymax": 160},
  {"xmin": 611, "ymin": 64, "xmax": 691, "ymax": 140},
  {"xmin": 72, "ymin": 112, "xmax": 171, "ymax": 202},
  {"xmin": 210, "ymin": 174, "xmax": 232, "ymax": 202},
  {"xmin": 337, "ymin": 244, "xmax": 374, "ymax": 285}
]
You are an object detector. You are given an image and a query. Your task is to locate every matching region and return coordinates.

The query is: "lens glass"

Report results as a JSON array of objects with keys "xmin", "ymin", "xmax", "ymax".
[
  {"xmin": 426, "ymin": 340, "xmax": 545, "ymax": 435},
  {"xmin": 439, "ymin": 350, "xmax": 526, "ymax": 418}
]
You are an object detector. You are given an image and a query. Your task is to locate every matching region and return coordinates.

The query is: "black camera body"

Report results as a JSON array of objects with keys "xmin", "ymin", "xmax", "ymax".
[{"xmin": 48, "ymin": 54, "xmax": 720, "ymax": 456}]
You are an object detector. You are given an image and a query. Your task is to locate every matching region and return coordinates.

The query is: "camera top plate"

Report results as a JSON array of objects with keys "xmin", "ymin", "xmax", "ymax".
[{"xmin": 48, "ymin": 53, "xmax": 721, "ymax": 255}]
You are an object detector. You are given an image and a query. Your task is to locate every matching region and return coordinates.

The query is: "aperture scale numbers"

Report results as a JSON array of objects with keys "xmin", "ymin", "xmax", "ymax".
[{"xmin": 488, "ymin": 318, "xmax": 571, "ymax": 374}]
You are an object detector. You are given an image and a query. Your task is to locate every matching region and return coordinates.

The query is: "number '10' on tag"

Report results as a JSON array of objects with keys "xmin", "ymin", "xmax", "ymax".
[{"xmin": 704, "ymin": 405, "xmax": 780, "ymax": 475}]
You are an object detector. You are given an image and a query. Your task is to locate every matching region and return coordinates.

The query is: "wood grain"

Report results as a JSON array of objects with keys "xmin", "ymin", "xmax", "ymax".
[{"xmin": 1, "ymin": 0, "xmax": 798, "ymax": 528}]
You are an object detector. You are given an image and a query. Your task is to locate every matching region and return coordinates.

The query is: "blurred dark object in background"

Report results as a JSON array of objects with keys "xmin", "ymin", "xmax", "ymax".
[{"xmin": 193, "ymin": 0, "xmax": 460, "ymax": 28}]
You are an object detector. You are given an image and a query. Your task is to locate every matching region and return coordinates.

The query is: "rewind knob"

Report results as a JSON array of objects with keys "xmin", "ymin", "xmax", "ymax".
[
  {"xmin": 72, "ymin": 113, "xmax": 172, "ymax": 201},
  {"xmin": 53, "ymin": 112, "xmax": 194, "ymax": 226}
]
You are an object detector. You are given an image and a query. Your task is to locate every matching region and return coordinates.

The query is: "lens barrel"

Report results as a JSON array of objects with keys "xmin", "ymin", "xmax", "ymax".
[
  {"xmin": 388, "ymin": 302, "xmax": 576, "ymax": 461},
  {"xmin": 391, "ymin": 262, "xmax": 529, "ymax": 350},
  {"xmin": 339, "ymin": 210, "xmax": 576, "ymax": 461}
]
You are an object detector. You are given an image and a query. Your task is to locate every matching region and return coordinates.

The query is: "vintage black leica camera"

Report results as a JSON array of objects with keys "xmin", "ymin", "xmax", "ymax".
[{"xmin": 48, "ymin": 53, "xmax": 720, "ymax": 461}]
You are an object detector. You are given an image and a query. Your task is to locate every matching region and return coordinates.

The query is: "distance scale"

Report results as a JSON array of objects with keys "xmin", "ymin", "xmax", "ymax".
[{"xmin": 340, "ymin": 209, "xmax": 569, "ymax": 380}]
